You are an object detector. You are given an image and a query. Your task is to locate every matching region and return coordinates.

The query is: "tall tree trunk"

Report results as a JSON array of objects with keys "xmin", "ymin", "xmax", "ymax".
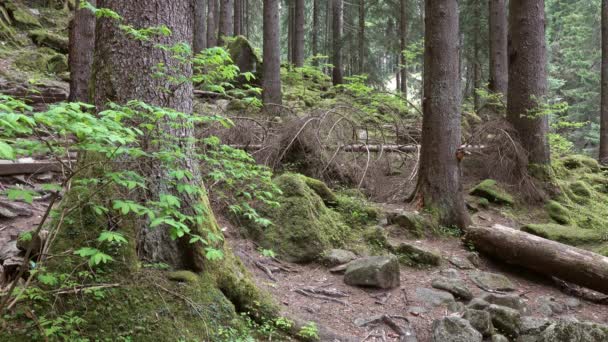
[
  {"xmin": 218, "ymin": 0, "xmax": 234, "ymax": 42},
  {"xmin": 194, "ymin": 0, "xmax": 207, "ymax": 53},
  {"xmin": 399, "ymin": 0, "xmax": 407, "ymax": 96},
  {"xmin": 263, "ymin": 0, "xmax": 283, "ymax": 110},
  {"xmin": 207, "ymin": 0, "xmax": 218, "ymax": 47},
  {"xmin": 507, "ymin": 0, "xmax": 550, "ymax": 165},
  {"xmin": 244, "ymin": 0, "xmax": 250, "ymax": 38},
  {"xmin": 312, "ymin": 0, "xmax": 319, "ymax": 62},
  {"xmin": 288, "ymin": 0, "xmax": 294, "ymax": 64},
  {"xmin": 293, "ymin": 0, "xmax": 305, "ymax": 67},
  {"xmin": 473, "ymin": 1, "xmax": 481, "ymax": 111},
  {"xmin": 234, "ymin": 0, "xmax": 242, "ymax": 36},
  {"xmin": 489, "ymin": 0, "xmax": 508, "ymax": 97},
  {"xmin": 94, "ymin": 0, "xmax": 203, "ymax": 269},
  {"xmin": 414, "ymin": 0, "xmax": 470, "ymax": 229},
  {"xmin": 601, "ymin": 0, "xmax": 608, "ymax": 165},
  {"xmin": 68, "ymin": 0, "xmax": 96, "ymax": 102},
  {"xmin": 331, "ymin": 0, "xmax": 343, "ymax": 85},
  {"xmin": 358, "ymin": 0, "xmax": 365, "ymax": 74}
]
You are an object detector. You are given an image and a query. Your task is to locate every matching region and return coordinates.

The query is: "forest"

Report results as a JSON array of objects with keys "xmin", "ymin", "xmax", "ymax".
[{"xmin": 0, "ymin": 0, "xmax": 608, "ymax": 341}]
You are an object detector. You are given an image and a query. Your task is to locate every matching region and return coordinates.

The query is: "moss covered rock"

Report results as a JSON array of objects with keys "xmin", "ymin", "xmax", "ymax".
[
  {"xmin": 5, "ymin": 2, "xmax": 41, "ymax": 29},
  {"xmin": 569, "ymin": 181, "xmax": 593, "ymax": 198},
  {"xmin": 561, "ymin": 155, "xmax": 601, "ymax": 173},
  {"xmin": 546, "ymin": 200, "xmax": 571, "ymax": 224},
  {"xmin": 390, "ymin": 241, "xmax": 442, "ymax": 267},
  {"xmin": 28, "ymin": 29, "xmax": 68, "ymax": 53},
  {"xmin": 521, "ymin": 223, "xmax": 602, "ymax": 245},
  {"xmin": 470, "ymin": 179, "xmax": 514, "ymax": 205},
  {"xmin": 386, "ymin": 211, "xmax": 429, "ymax": 237},
  {"xmin": 168, "ymin": 270, "xmax": 199, "ymax": 283},
  {"xmin": 225, "ymin": 35, "xmax": 261, "ymax": 79}
]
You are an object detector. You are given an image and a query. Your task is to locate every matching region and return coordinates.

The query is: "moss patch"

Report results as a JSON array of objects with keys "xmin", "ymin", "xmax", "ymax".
[
  {"xmin": 561, "ymin": 155, "xmax": 601, "ymax": 173},
  {"xmin": 28, "ymin": 29, "xmax": 68, "ymax": 53},
  {"xmin": 5, "ymin": 2, "xmax": 41, "ymax": 29},
  {"xmin": 545, "ymin": 201, "xmax": 571, "ymax": 224},
  {"xmin": 569, "ymin": 181, "xmax": 592, "ymax": 198},
  {"xmin": 168, "ymin": 270, "xmax": 199, "ymax": 283},
  {"xmin": 521, "ymin": 224, "xmax": 602, "ymax": 245},
  {"xmin": 470, "ymin": 179, "xmax": 514, "ymax": 205}
]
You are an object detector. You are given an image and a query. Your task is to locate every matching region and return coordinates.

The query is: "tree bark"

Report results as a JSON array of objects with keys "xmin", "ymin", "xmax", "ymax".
[
  {"xmin": 601, "ymin": 0, "xmax": 608, "ymax": 165},
  {"xmin": 234, "ymin": 0, "xmax": 242, "ymax": 36},
  {"xmin": 207, "ymin": 0, "xmax": 218, "ymax": 47},
  {"xmin": 358, "ymin": 0, "xmax": 365, "ymax": 74},
  {"xmin": 194, "ymin": 0, "xmax": 207, "ymax": 53},
  {"xmin": 467, "ymin": 224, "xmax": 608, "ymax": 295},
  {"xmin": 312, "ymin": 0, "xmax": 319, "ymax": 62},
  {"xmin": 399, "ymin": 0, "xmax": 407, "ymax": 96},
  {"xmin": 94, "ymin": 0, "xmax": 204, "ymax": 270},
  {"xmin": 218, "ymin": 0, "xmax": 234, "ymax": 42},
  {"xmin": 507, "ymin": 0, "xmax": 551, "ymax": 165},
  {"xmin": 293, "ymin": 0, "xmax": 305, "ymax": 67},
  {"xmin": 331, "ymin": 0, "xmax": 343, "ymax": 85},
  {"xmin": 489, "ymin": 0, "xmax": 508, "ymax": 97},
  {"xmin": 262, "ymin": 0, "xmax": 282, "ymax": 110},
  {"xmin": 414, "ymin": 0, "xmax": 470, "ymax": 229},
  {"xmin": 68, "ymin": 0, "xmax": 95, "ymax": 102}
]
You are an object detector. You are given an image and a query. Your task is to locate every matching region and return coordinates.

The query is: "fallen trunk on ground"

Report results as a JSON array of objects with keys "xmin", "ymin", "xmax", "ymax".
[{"xmin": 466, "ymin": 224, "xmax": 608, "ymax": 295}]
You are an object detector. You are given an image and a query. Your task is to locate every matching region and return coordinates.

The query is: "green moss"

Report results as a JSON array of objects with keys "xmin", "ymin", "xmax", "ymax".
[
  {"xmin": 46, "ymin": 53, "xmax": 68, "ymax": 73},
  {"xmin": 363, "ymin": 226, "xmax": 390, "ymax": 251},
  {"xmin": 561, "ymin": 155, "xmax": 601, "ymax": 173},
  {"xmin": 569, "ymin": 181, "xmax": 592, "ymax": 198},
  {"xmin": 477, "ymin": 197, "xmax": 490, "ymax": 209},
  {"xmin": 28, "ymin": 29, "xmax": 68, "ymax": 53},
  {"xmin": 168, "ymin": 270, "xmax": 199, "ymax": 283},
  {"xmin": 301, "ymin": 175, "xmax": 338, "ymax": 205},
  {"xmin": 5, "ymin": 2, "xmax": 41, "ymax": 29},
  {"xmin": 391, "ymin": 242, "xmax": 442, "ymax": 267},
  {"xmin": 545, "ymin": 200, "xmax": 571, "ymax": 224},
  {"xmin": 470, "ymin": 179, "xmax": 514, "ymax": 205},
  {"xmin": 521, "ymin": 223, "xmax": 602, "ymax": 245}
]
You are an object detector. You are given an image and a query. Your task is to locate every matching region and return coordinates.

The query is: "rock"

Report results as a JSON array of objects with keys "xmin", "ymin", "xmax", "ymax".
[
  {"xmin": 449, "ymin": 256, "xmax": 475, "ymax": 270},
  {"xmin": 448, "ymin": 301, "xmax": 466, "ymax": 313},
  {"xmin": 519, "ymin": 316, "xmax": 551, "ymax": 335},
  {"xmin": 470, "ymin": 271, "xmax": 516, "ymax": 292},
  {"xmin": 322, "ymin": 249, "xmax": 357, "ymax": 267},
  {"xmin": 440, "ymin": 268, "xmax": 461, "ymax": 279},
  {"xmin": 546, "ymin": 201, "xmax": 571, "ymax": 225},
  {"xmin": 28, "ymin": 30, "xmax": 69, "ymax": 53},
  {"xmin": 488, "ymin": 304, "xmax": 521, "ymax": 338},
  {"xmin": 0, "ymin": 202, "xmax": 33, "ymax": 217},
  {"xmin": 343, "ymin": 256, "xmax": 400, "ymax": 289},
  {"xmin": 407, "ymin": 306, "xmax": 428, "ymax": 315},
  {"xmin": 432, "ymin": 277, "xmax": 473, "ymax": 300},
  {"xmin": 391, "ymin": 241, "xmax": 442, "ymax": 267},
  {"xmin": 470, "ymin": 179, "xmax": 514, "ymax": 205},
  {"xmin": 431, "ymin": 316, "xmax": 482, "ymax": 342},
  {"xmin": 47, "ymin": 54, "xmax": 68, "ymax": 74},
  {"xmin": 0, "ymin": 241, "xmax": 20, "ymax": 261},
  {"xmin": 329, "ymin": 263, "xmax": 351, "ymax": 274},
  {"xmin": 517, "ymin": 336, "xmax": 540, "ymax": 342},
  {"xmin": 226, "ymin": 35, "xmax": 261, "ymax": 80},
  {"xmin": 386, "ymin": 211, "xmax": 427, "ymax": 237},
  {"xmin": 414, "ymin": 288, "xmax": 455, "ymax": 307},
  {"xmin": 0, "ymin": 206, "xmax": 18, "ymax": 219},
  {"xmin": 464, "ymin": 309, "xmax": 493, "ymax": 337},
  {"xmin": 5, "ymin": 2, "xmax": 41, "ymax": 29},
  {"xmin": 537, "ymin": 296, "xmax": 565, "ymax": 317},
  {"xmin": 491, "ymin": 334, "xmax": 509, "ymax": 342},
  {"xmin": 468, "ymin": 298, "xmax": 490, "ymax": 310},
  {"xmin": 564, "ymin": 297, "xmax": 581, "ymax": 310},
  {"xmin": 537, "ymin": 321, "xmax": 608, "ymax": 342},
  {"xmin": 466, "ymin": 252, "xmax": 482, "ymax": 267},
  {"xmin": 481, "ymin": 293, "xmax": 528, "ymax": 313},
  {"xmin": 16, "ymin": 230, "xmax": 48, "ymax": 255},
  {"xmin": 167, "ymin": 271, "xmax": 199, "ymax": 283}
]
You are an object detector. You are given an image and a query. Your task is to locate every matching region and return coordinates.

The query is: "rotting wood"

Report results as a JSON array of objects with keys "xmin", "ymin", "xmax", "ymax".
[{"xmin": 0, "ymin": 160, "xmax": 63, "ymax": 176}]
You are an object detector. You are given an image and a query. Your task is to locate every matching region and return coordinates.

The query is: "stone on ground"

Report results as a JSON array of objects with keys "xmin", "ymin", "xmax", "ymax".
[
  {"xmin": 470, "ymin": 271, "xmax": 516, "ymax": 292},
  {"xmin": 487, "ymin": 304, "xmax": 521, "ymax": 338},
  {"xmin": 431, "ymin": 276, "xmax": 473, "ymax": 300},
  {"xmin": 537, "ymin": 321, "xmax": 608, "ymax": 342},
  {"xmin": 414, "ymin": 288, "xmax": 455, "ymax": 307},
  {"xmin": 390, "ymin": 241, "xmax": 442, "ymax": 267},
  {"xmin": 464, "ymin": 309, "xmax": 494, "ymax": 337},
  {"xmin": 343, "ymin": 256, "xmax": 400, "ymax": 289},
  {"xmin": 449, "ymin": 256, "xmax": 476, "ymax": 270},
  {"xmin": 431, "ymin": 316, "xmax": 482, "ymax": 342},
  {"xmin": 468, "ymin": 298, "xmax": 490, "ymax": 310},
  {"xmin": 439, "ymin": 268, "xmax": 461, "ymax": 279},
  {"xmin": 491, "ymin": 334, "xmax": 509, "ymax": 342},
  {"xmin": 519, "ymin": 316, "xmax": 551, "ymax": 335},
  {"xmin": 537, "ymin": 296, "xmax": 565, "ymax": 317},
  {"xmin": 481, "ymin": 293, "xmax": 528, "ymax": 313},
  {"xmin": 321, "ymin": 249, "xmax": 357, "ymax": 267},
  {"xmin": 386, "ymin": 210, "xmax": 428, "ymax": 237},
  {"xmin": 470, "ymin": 179, "xmax": 514, "ymax": 205}
]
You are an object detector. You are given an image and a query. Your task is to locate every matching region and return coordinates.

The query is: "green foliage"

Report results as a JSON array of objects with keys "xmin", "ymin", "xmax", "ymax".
[{"xmin": 297, "ymin": 322, "xmax": 320, "ymax": 341}]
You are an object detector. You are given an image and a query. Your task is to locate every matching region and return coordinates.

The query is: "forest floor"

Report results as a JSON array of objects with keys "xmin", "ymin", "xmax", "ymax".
[{"xmin": 224, "ymin": 206, "xmax": 608, "ymax": 342}]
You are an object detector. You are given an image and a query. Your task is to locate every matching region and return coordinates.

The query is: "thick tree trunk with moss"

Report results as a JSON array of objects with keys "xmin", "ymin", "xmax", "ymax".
[
  {"xmin": 507, "ymin": 0, "xmax": 550, "ymax": 165},
  {"xmin": 467, "ymin": 224, "xmax": 608, "ymax": 295},
  {"xmin": 262, "ymin": 0, "xmax": 282, "ymax": 110},
  {"xmin": 414, "ymin": 0, "xmax": 470, "ymax": 230},
  {"xmin": 489, "ymin": 0, "xmax": 508, "ymax": 98},
  {"xmin": 331, "ymin": 0, "xmax": 343, "ymax": 85},
  {"xmin": 601, "ymin": 0, "xmax": 608, "ymax": 165},
  {"xmin": 68, "ymin": 0, "xmax": 95, "ymax": 102}
]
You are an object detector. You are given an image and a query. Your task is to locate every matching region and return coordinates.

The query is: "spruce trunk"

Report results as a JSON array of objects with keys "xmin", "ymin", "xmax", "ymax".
[
  {"xmin": 489, "ymin": 0, "xmax": 508, "ymax": 97},
  {"xmin": 68, "ymin": 0, "xmax": 95, "ymax": 102},
  {"xmin": 601, "ymin": 0, "xmax": 608, "ymax": 165}
]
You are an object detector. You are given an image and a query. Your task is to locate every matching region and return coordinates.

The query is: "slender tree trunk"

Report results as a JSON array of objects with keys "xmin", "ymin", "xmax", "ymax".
[
  {"xmin": 473, "ymin": 1, "xmax": 481, "ymax": 111},
  {"xmin": 263, "ymin": 0, "xmax": 282, "ymax": 110},
  {"xmin": 218, "ymin": 0, "xmax": 234, "ymax": 42},
  {"xmin": 288, "ymin": 0, "xmax": 294, "ymax": 64},
  {"xmin": 414, "ymin": 0, "xmax": 470, "ymax": 229},
  {"xmin": 94, "ymin": 0, "xmax": 204, "ymax": 270},
  {"xmin": 399, "ymin": 0, "xmax": 407, "ymax": 96},
  {"xmin": 312, "ymin": 0, "xmax": 319, "ymax": 62},
  {"xmin": 601, "ymin": 0, "xmax": 608, "ymax": 164},
  {"xmin": 489, "ymin": 0, "xmax": 508, "ymax": 97},
  {"xmin": 234, "ymin": 0, "xmax": 242, "ymax": 36},
  {"xmin": 194, "ymin": 0, "xmax": 207, "ymax": 53},
  {"xmin": 507, "ymin": 0, "xmax": 551, "ymax": 165},
  {"xmin": 68, "ymin": 0, "xmax": 96, "ymax": 102},
  {"xmin": 331, "ymin": 0, "xmax": 343, "ymax": 85},
  {"xmin": 244, "ymin": 0, "xmax": 250, "ymax": 38},
  {"xmin": 293, "ymin": 0, "xmax": 305, "ymax": 67},
  {"xmin": 358, "ymin": 0, "xmax": 365, "ymax": 74},
  {"xmin": 207, "ymin": 0, "xmax": 218, "ymax": 47}
]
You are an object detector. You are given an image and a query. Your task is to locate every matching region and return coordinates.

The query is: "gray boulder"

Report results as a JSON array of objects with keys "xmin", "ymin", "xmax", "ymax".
[
  {"xmin": 481, "ymin": 293, "xmax": 528, "ymax": 313},
  {"xmin": 431, "ymin": 316, "xmax": 482, "ymax": 342},
  {"xmin": 537, "ymin": 321, "xmax": 608, "ymax": 342},
  {"xmin": 322, "ymin": 249, "xmax": 357, "ymax": 267},
  {"xmin": 492, "ymin": 334, "xmax": 509, "ymax": 342},
  {"xmin": 468, "ymin": 298, "xmax": 490, "ymax": 310},
  {"xmin": 488, "ymin": 304, "xmax": 521, "ymax": 338},
  {"xmin": 519, "ymin": 316, "xmax": 551, "ymax": 335},
  {"xmin": 449, "ymin": 256, "xmax": 475, "ymax": 270},
  {"xmin": 432, "ymin": 276, "xmax": 473, "ymax": 300},
  {"xmin": 464, "ymin": 309, "xmax": 493, "ymax": 337},
  {"xmin": 537, "ymin": 296, "xmax": 565, "ymax": 317},
  {"xmin": 414, "ymin": 288, "xmax": 455, "ymax": 307},
  {"xmin": 343, "ymin": 256, "xmax": 400, "ymax": 289},
  {"xmin": 439, "ymin": 268, "xmax": 461, "ymax": 279},
  {"xmin": 470, "ymin": 271, "xmax": 516, "ymax": 292},
  {"xmin": 391, "ymin": 241, "xmax": 442, "ymax": 267}
]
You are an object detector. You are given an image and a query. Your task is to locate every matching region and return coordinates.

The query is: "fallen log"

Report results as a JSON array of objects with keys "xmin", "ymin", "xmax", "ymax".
[
  {"xmin": 466, "ymin": 224, "xmax": 608, "ymax": 295},
  {"xmin": 228, "ymin": 143, "xmax": 483, "ymax": 153},
  {"xmin": 0, "ymin": 160, "xmax": 64, "ymax": 176}
]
